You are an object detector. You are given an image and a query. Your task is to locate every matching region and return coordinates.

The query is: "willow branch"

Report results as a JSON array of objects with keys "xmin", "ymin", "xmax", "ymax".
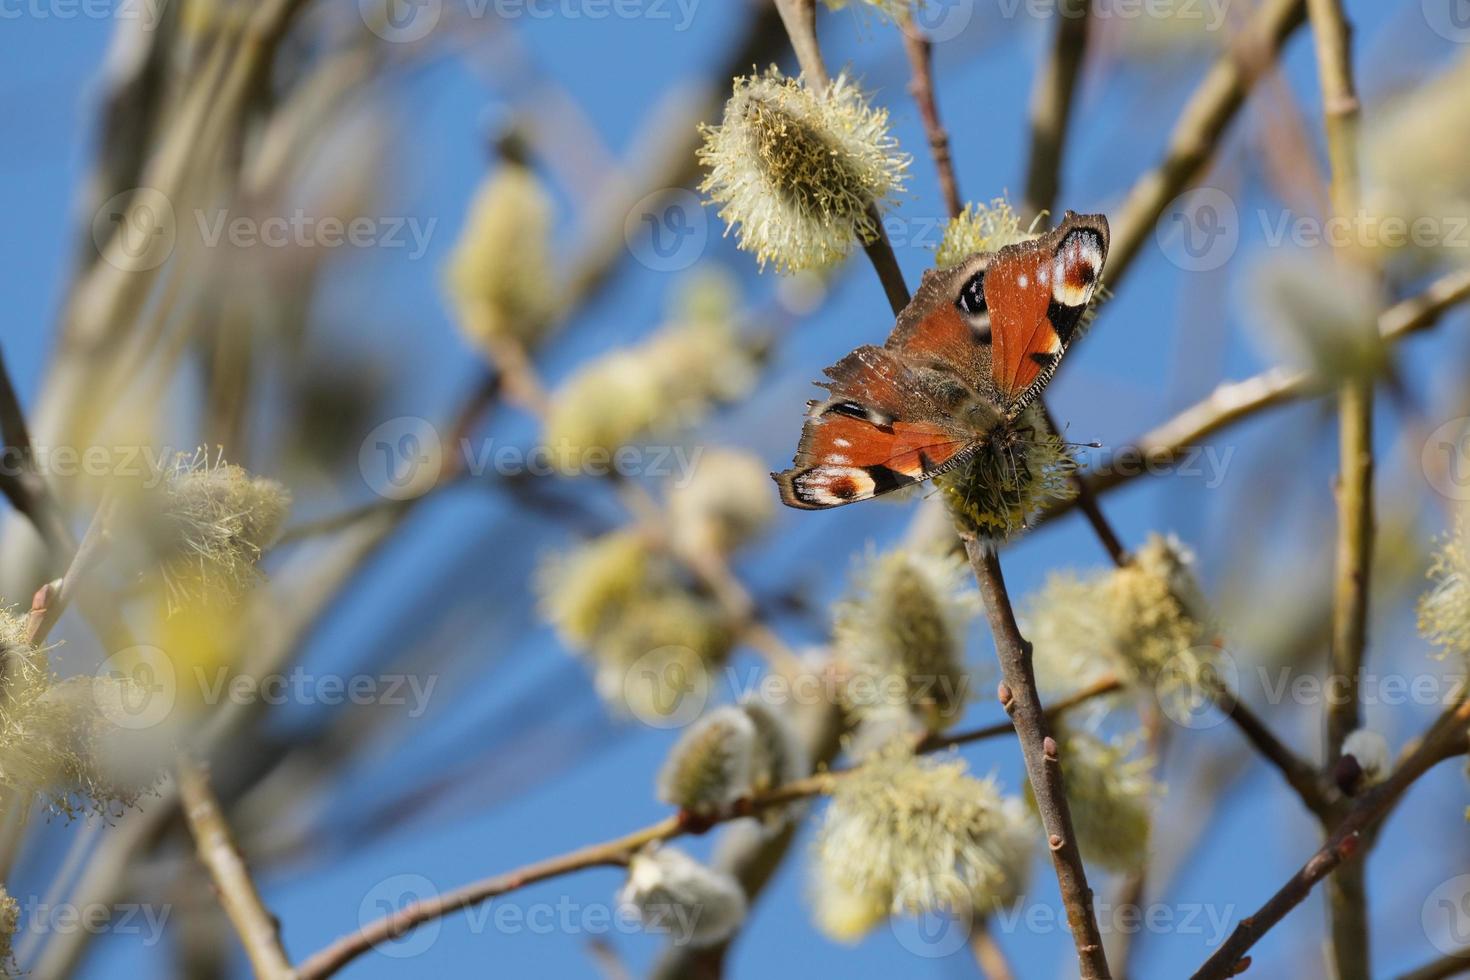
[
  {"xmin": 293, "ymin": 678, "xmax": 1120, "ymax": 980},
  {"xmin": 1307, "ymin": 0, "xmax": 1374, "ymax": 971},
  {"xmin": 901, "ymin": 19, "xmax": 961, "ymax": 220},
  {"xmin": 1037, "ymin": 265, "xmax": 1470, "ymax": 526},
  {"xmin": 1107, "ymin": 0, "xmax": 1307, "ymax": 285},
  {"xmin": 1022, "ymin": 0, "xmax": 1091, "ymax": 224},
  {"xmin": 178, "ymin": 759, "xmax": 294, "ymax": 980},
  {"xmin": 1191, "ymin": 688, "xmax": 1470, "ymax": 980},
  {"xmin": 963, "ymin": 536, "xmax": 1111, "ymax": 979},
  {"xmin": 0, "ymin": 345, "xmax": 74, "ymax": 559},
  {"xmin": 1212, "ymin": 679, "xmax": 1333, "ymax": 817},
  {"xmin": 1393, "ymin": 952, "xmax": 1470, "ymax": 980}
]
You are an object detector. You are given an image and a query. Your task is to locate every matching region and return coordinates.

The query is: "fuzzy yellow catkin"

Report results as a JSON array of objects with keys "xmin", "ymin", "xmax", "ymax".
[
  {"xmin": 0, "ymin": 610, "xmax": 150, "ymax": 817},
  {"xmin": 668, "ymin": 450, "xmax": 775, "ymax": 556},
  {"xmin": 935, "ymin": 198, "xmax": 1033, "ymax": 269},
  {"xmin": 588, "ymin": 590, "xmax": 732, "ymax": 722},
  {"xmin": 150, "ymin": 454, "xmax": 291, "ymax": 611},
  {"xmin": 699, "ymin": 67, "xmax": 908, "ymax": 274},
  {"xmin": 656, "ymin": 706, "xmax": 756, "ymax": 814},
  {"xmin": 834, "ymin": 548, "xmax": 979, "ymax": 732},
  {"xmin": 537, "ymin": 531, "xmax": 656, "ymax": 650},
  {"xmin": 1250, "ymin": 250, "xmax": 1386, "ymax": 383},
  {"xmin": 444, "ymin": 160, "xmax": 557, "ymax": 354},
  {"xmin": 1419, "ymin": 518, "xmax": 1470, "ymax": 661},
  {"xmin": 1027, "ymin": 533, "xmax": 1216, "ymax": 703},
  {"xmin": 1363, "ymin": 52, "xmax": 1470, "ymax": 264},
  {"xmin": 812, "ymin": 748, "xmax": 1033, "ymax": 936},
  {"xmin": 937, "ymin": 403, "xmax": 1079, "ymax": 541}
]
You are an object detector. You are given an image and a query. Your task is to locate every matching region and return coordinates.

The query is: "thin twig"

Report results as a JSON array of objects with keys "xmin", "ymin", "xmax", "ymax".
[
  {"xmin": 900, "ymin": 19, "xmax": 962, "ymax": 220},
  {"xmin": 1022, "ymin": 0, "xmax": 1091, "ymax": 225},
  {"xmin": 773, "ymin": 0, "xmax": 911, "ymax": 316},
  {"xmin": 178, "ymin": 758, "xmax": 294, "ymax": 980},
  {"xmin": 1037, "ymin": 265, "xmax": 1470, "ymax": 527},
  {"xmin": 1392, "ymin": 952, "xmax": 1470, "ymax": 980},
  {"xmin": 1213, "ymin": 679, "xmax": 1333, "ymax": 817},
  {"xmin": 293, "ymin": 679, "xmax": 1120, "ymax": 979},
  {"xmin": 0, "ymin": 344, "xmax": 74, "ymax": 558},
  {"xmin": 963, "ymin": 536, "xmax": 1111, "ymax": 979},
  {"xmin": 1191, "ymin": 688, "xmax": 1470, "ymax": 980},
  {"xmin": 970, "ymin": 917, "xmax": 1018, "ymax": 980},
  {"xmin": 1107, "ymin": 0, "xmax": 1307, "ymax": 285},
  {"xmin": 1305, "ymin": 2, "xmax": 1373, "ymax": 972}
]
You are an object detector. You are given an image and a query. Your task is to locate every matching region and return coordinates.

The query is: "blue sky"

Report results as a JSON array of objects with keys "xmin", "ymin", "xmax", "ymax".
[{"xmin": 4, "ymin": 0, "xmax": 1470, "ymax": 977}]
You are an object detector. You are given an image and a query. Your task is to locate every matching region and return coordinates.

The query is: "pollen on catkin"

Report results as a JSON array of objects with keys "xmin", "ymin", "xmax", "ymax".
[
  {"xmin": 656, "ymin": 706, "xmax": 757, "ymax": 814},
  {"xmin": 0, "ymin": 610, "xmax": 149, "ymax": 818},
  {"xmin": 146, "ymin": 452, "xmax": 290, "ymax": 611},
  {"xmin": 937, "ymin": 403, "xmax": 1079, "ymax": 541},
  {"xmin": 1419, "ymin": 518, "xmax": 1470, "ymax": 660},
  {"xmin": 698, "ymin": 67, "xmax": 909, "ymax": 274},
  {"xmin": 935, "ymin": 198, "xmax": 1033, "ymax": 268},
  {"xmin": 1027, "ymin": 533, "xmax": 1216, "ymax": 705},
  {"xmin": 833, "ymin": 548, "xmax": 979, "ymax": 732},
  {"xmin": 812, "ymin": 748, "xmax": 1034, "ymax": 932},
  {"xmin": 819, "ymin": 0, "xmax": 914, "ymax": 21},
  {"xmin": 618, "ymin": 846, "xmax": 748, "ymax": 947},
  {"xmin": 1033, "ymin": 726, "xmax": 1157, "ymax": 873},
  {"xmin": 443, "ymin": 158, "xmax": 557, "ymax": 355},
  {"xmin": 0, "ymin": 886, "xmax": 15, "ymax": 972},
  {"xmin": 668, "ymin": 449, "xmax": 775, "ymax": 556}
]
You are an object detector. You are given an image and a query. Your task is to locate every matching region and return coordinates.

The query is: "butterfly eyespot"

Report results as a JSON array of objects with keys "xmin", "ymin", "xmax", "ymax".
[
  {"xmin": 821, "ymin": 400, "xmax": 892, "ymax": 426},
  {"xmin": 956, "ymin": 270, "xmax": 987, "ymax": 316}
]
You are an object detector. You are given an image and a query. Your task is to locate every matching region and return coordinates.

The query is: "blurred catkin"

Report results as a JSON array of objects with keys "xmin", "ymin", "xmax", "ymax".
[
  {"xmin": 444, "ymin": 159, "xmax": 558, "ymax": 354},
  {"xmin": 812, "ymin": 748, "xmax": 1033, "ymax": 938},
  {"xmin": 618, "ymin": 846, "xmax": 748, "ymax": 947},
  {"xmin": 833, "ymin": 547, "xmax": 979, "ymax": 732}
]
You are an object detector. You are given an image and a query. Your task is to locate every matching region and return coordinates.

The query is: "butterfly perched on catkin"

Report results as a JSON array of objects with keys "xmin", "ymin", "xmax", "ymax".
[{"xmin": 775, "ymin": 211, "xmax": 1109, "ymax": 509}]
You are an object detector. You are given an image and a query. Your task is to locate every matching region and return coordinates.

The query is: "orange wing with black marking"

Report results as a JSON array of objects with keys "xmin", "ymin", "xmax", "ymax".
[{"xmin": 775, "ymin": 211, "xmax": 1109, "ymax": 510}]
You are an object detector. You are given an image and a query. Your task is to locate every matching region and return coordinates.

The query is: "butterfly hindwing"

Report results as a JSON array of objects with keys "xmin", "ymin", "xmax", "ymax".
[{"xmin": 775, "ymin": 346, "xmax": 977, "ymax": 509}]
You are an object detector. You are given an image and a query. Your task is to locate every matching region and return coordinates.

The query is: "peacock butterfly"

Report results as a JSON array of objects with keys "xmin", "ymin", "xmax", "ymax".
[{"xmin": 775, "ymin": 210, "xmax": 1109, "ymax": 509}]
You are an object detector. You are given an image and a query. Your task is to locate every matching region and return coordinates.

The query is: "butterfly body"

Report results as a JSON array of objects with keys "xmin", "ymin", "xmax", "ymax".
[{"xmin": 775, "ymin": 211, "xmax": 1109, "ymax": 509}]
